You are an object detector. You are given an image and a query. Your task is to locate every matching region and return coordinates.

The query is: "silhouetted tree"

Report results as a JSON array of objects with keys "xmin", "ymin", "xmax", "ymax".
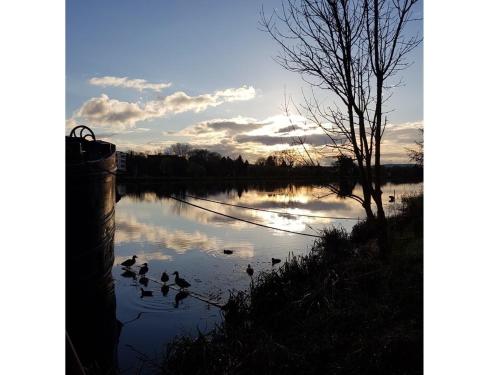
[
  {"xmin": 261, "ymin": 0, "xmax": 421, "ymax": 256},
  {"xmin": 406, "ymin": 128, "xmax": 423, "ymax": 167},
  {"xmin": 169, "ymin": 143, "xmax": 192, "ymax": 158},
  {"xmin": 256, "ymin": 157, "xmax": 266, "ymax": 167},
  {"xmin": 265, "ymin": 155, "xmax": 278, "ymax": 167}
]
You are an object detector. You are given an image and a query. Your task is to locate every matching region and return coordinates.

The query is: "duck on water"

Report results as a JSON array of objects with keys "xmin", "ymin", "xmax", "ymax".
[
  {"xmin": 246, "ymin": 264, "xmax": 254, "ymax": 277},
  {"xmin": 139, "ymin": 263, "xmax": 149, "ymax": 276},
  {"xmin": 172, "ymin": 271, "xmax": 191, "ymax": 289},
  {"xmin": 161, "ymin": 271, "xmax": 169, "ymax": 283},
  {"xmin": 121, "ymin": 255, "xmax": 137, "ymax": 268}
]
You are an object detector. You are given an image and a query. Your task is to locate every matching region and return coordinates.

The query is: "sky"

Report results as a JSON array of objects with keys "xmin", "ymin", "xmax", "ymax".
[{"xmin": 66, "ymin": 0, "xmax": 423, "ymax": 163}]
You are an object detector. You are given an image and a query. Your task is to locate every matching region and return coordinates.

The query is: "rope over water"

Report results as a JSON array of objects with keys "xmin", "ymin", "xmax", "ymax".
[
  {"xmin": 168, "ymin": 195, "xmax": 322, "ymax": 238},
  {"xmin": 184, "ymin": 194, "xmax": 359, "ymax": 220},
  {"xmin": 90, "ymin": 165, "xmax": 355, "ymax": 236}
]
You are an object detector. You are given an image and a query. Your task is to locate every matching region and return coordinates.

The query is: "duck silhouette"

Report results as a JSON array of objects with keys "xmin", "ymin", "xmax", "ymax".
[
  {"xmin": 121, "ymin": 255, "xmax": 137, "ymax": 268},
  {"xmin": 161, "ymin": 271, "xmax": 169, "ymax": 283},
  {"xmin": 389, "ymin": 190, "xmax": 396, "ymax": 203},
  {"xmin": 161, "ymin": 284, "xmax": 169, "ymax": 297},
  {"xmin": 223, "ymin": 249, "xmax": 233, "ymax": 255},
  {"xmin": 139, "ymin": 263, "xmax": 149, "ymax": 276},
  {"xmin": 140, "ymin": 288, "xmax": 153, "ymax": 298},
  {"xmin": 271, "ymin": 258, "xmax": 281, "ymax": 266},
  {"xmin": 174, "ymin": 290, "xmax": 189, "ymax": 308},
  {"xmin": 246, "ymin": 264, "xmax": 254, "ymax": 277},
  {"xmin": 172, "ymin": 271, "xmax": 191, "ymax": 289}
]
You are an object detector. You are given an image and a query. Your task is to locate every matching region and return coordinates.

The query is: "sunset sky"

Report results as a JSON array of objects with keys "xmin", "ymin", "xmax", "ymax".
[{"xmin": 66, "ymin": 0, "xmax": 423, "ymax": 163}]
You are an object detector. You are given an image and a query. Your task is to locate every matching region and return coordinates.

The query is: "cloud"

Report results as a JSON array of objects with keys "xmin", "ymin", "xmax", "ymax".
[
  {"xmin": 70, "ymin": 85, "xmax": 256, "ymax": 130},
  {"xmin": 276, "ymin": 125, "xmax": 299, "ymax": 133},
  {"xmin": 89, "ymin": 76, "xmax": 172, "ymax": 92},
  {"xmin": 235, "ymin": 133, "xmax": 331, "ymax": 146},
  {"xmin": 101, "ymin": 115, "xmax": 422, "ymax": 165},
  {"xmin": 178, "ymin": 118, "xmax": 266, "ymax": 136}
]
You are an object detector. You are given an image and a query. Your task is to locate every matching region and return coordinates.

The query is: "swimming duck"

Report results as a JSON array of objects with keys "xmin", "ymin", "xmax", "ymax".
[
  {"xmin": 140, "ymin": 288, "xmax": 153, "ymax": 298},
  {"xmin": 172, "ymin": 271, "xmax": 191, "ymax": 289},
  {"xmin": 271, "ymin": 258, "xmax": 281, "ymax": 265},
  {"xmin": 223, "ymin": 249, "xmax": 233, "ymax": 255},
  {"xmin": 139, "ymin": 263, "xmax": 149, "ymax": 276},
  {"xmin": 389, "ymin": 190, "xmax": 396, "ymax": 203},
  {"xmin": 246, "ymin": 264, "xmax": 254, "ymax": 277},
  {"xmin": 121, "ymin": 255, "xmax": 137, "ymax": 268},
  {"xmin": 161, "ymin": 284, "xmax": 169, "ymax": 296},
  {"xmin": 161, "ymin": 271, "xmax": 169, "ymax": 283}
]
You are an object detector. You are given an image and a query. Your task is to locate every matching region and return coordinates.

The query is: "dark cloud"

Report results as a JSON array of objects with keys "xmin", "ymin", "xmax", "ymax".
[
  {"xmin": 383, "ymin": 124, "xmax": 422, "ymax": 143},
  {"xmin": 276, "ymin": 125, "xmax": 300, "ymax": 133},
  {"xmin": 235, "ymin": 133, "xmax": 331, "ymax": 146},
  {"xmin": 191, "ymin": 120, "xmax": 266, "ymax": 136}
]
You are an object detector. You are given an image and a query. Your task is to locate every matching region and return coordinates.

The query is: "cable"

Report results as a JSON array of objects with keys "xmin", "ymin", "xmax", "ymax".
[
  {"xmin": 185, "ymin": 194, "xmax": 360, "ymax": 221},
  {"xmin": 168, "ymin": 195, "xmax": 322, "ymax": 238}
]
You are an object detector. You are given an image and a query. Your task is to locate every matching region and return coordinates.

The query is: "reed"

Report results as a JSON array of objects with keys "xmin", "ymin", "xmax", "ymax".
[{"xmin": 160, "ymin": 194, "xmax": 423, "ymax": 375}]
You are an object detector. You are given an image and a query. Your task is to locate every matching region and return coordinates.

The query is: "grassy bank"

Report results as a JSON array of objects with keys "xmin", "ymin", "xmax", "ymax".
[{"xmin": 160, "ymin": 194, "xmax": 423, "ymax": 375}]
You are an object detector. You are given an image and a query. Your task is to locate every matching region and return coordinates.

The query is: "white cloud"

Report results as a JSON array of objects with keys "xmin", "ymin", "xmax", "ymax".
[
  {"xmin": 89, "ymin": 76, "xmax": 172, "ymax": 92},
  {"xmin": 69, "ymin": 85, "xmax": 256, "ymax": 130},
  {"xmin": 98, "ymin": 115, "xmax": 422, "ymax": 164}
]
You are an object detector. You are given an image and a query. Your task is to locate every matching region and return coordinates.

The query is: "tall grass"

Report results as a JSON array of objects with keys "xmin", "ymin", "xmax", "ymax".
[{"xmin": 159, "ymin": 194, "xmax": 423, "ymax": 375}]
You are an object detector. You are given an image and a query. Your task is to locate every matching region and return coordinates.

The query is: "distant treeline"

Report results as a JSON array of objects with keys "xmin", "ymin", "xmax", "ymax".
[{"xmin": 119, "ymin": 148, "xmax": 422, "ymax": 182}]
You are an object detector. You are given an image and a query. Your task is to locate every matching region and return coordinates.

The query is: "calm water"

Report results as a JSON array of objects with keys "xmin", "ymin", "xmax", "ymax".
[{"xmin": 113, "ymin": 181, "xmax": 422, "ymax": 373}]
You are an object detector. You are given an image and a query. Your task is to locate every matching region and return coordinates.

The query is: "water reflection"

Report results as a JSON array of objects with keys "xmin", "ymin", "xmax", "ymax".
[
  {"xmin": 112, "ymin": 180, "xmax": 422, "ymax": 373},
  {"xmin": 121, "ymin": 269, "xmax": 136, "ymax": 280},
  {"xmin": 139, "ymin": 276, "xmax": 149, "ymax": 287},
  {"xmin": 161, "ymin": 284, "xmax": 170, "ymax": 296},
  {"xmin": 174, "ymin": 291, "xmax": 190, "ymax": 308}
]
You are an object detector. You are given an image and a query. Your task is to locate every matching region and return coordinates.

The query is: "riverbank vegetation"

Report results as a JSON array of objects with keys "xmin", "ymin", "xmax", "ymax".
[
  {"xmin": 158, "ymin": 193, "xmax": 423, "ymax": 375},
  {"xmin": 120, "ymin": 148, "xmax": 422, "ymax": 182}
]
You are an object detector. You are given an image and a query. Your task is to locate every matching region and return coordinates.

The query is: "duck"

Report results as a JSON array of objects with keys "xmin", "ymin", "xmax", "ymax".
[
  {"xmin": 223, "ymin": 249, "xmax": 233, "ymax": 255},
  {"xmin": 161, "ymin": 284, "xmax": 169, "ymax": 296},
  {"xmin": 389, "ymin": 190, "xmax": 396, "ymax": 203},
  {"xmin": 140, "ymin": 288, "xmax": 153, "ymax": 298},
  {"xmin": 139, "ymin": 263, "xmax": 149, "ymax": 276},
  {"xmin": 172, "ymin": 271, "xmax": 191, "ymax": 289},
  {"xmin": 271, "ymin": 258, "xmax": 281, "ymax": 265},
  {"xmin": 121, "ymin": 255, "xmax": 137, "ymax": 268},
  {"xmin": 139, "ymin": 276, "xmax": 149, "ymax": 287},
  {"xmin": 174, "ymin": 290, "xmax": 189, "ymax": 308},
  {"xmin": 246, "ymin": 264, "xmax": 254, "ymax": 277},
  {"xmin": 160, "ymin": 271, "xmax": 169, "ymax": 283}
]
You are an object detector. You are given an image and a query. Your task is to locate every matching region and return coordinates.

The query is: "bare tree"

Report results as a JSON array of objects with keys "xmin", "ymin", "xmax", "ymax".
[
  {"xmin": 261, "ymin": 0, "xmax": 421, "ymax": 255},
  {"xmin": 168, "ymin": 143, "xmax": 192, "ymax": 158},
  {"xmin": 273, "ymin": 148, "xmax": 303, "ymax": 167},
  {"xmin": 406, "ymin": 128, "xmax": 423, "ymax": 166}
]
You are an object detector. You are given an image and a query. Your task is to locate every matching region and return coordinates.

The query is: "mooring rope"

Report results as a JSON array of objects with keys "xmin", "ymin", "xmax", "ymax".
[
  {"xmin": 168, "ymin": 195, "xmax": 322, "ymax": 238},
  {"xmin": 184, "ymin": 194, "xmax": 360, "ymax": 221}
]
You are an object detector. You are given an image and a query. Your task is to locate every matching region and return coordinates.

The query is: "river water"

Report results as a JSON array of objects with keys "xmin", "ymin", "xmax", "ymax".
[{"xmin": 112, "ymin": 181, "xmax": 422, "ymax": 373}]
